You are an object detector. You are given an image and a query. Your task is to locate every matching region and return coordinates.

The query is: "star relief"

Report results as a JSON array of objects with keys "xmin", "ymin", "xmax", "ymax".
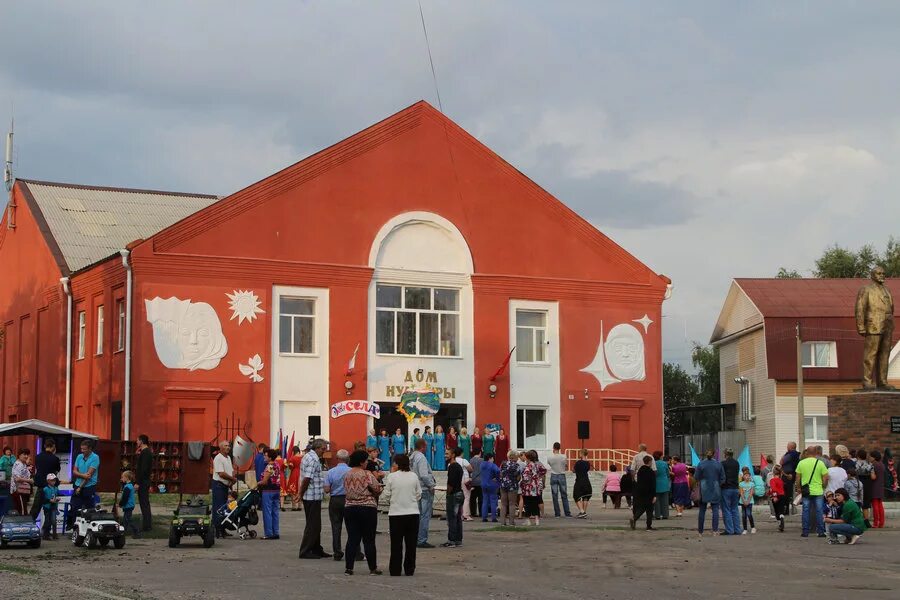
[
  {"xmin": 226, "ymin": 290, "xmax": 265, "ymax": 325},
  {"xmin": 633, "ymin": 314, "xmax": 653, "ymax": 333}
]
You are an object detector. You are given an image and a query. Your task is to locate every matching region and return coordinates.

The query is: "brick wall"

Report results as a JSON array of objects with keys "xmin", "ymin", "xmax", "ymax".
[{"xmin": 828, "ymin": 392, "xmax": 900, "ymax": 451}]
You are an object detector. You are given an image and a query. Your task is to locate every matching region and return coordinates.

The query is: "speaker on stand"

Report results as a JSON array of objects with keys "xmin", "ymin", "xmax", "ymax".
[{"xmin": 577, "ymin": 420, "xmax": 590, "ymax": 450}]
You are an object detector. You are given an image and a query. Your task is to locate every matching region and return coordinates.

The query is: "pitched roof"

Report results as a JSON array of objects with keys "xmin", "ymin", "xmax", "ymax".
[
  {"xmin": 17, "ymin": 179, "xmax": 218, "ymax": 274},
  {"xmin": 734, "ymin": 277, "xmax": 900, "ymax": 318}
]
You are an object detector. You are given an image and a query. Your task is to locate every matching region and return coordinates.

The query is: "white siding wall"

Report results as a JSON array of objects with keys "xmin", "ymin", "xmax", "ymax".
[
  {"xmin": 774, "ymin": 395, "xmax": 829, "ymax": 458},
  {"xmin": 720, "ymin": 329, "xmax": 775, "ymax": 460}
]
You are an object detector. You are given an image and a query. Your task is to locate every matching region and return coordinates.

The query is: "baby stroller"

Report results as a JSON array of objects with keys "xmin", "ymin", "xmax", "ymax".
[{"xmin": 218, "ymin": 489, "xmax": 260, "ymax": 539}]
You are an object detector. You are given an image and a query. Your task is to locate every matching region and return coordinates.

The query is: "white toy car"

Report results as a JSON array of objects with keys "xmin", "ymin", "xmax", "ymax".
[{"xmin": 71, "ymin": 507, "xmax": 126, "ymax": 549}]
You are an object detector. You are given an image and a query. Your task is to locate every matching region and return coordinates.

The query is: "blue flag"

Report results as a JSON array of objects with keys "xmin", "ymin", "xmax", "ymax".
[
  {"xmin": 737, "ymin": 445, "xmax": 753, "ymax": 474},
  {"xmin": 689, "ymin": 444, "xmax": 701, "ymax": 466}
]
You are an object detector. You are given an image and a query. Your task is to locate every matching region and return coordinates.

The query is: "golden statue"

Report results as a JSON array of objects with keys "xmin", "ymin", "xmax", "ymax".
[{"xmin": 855, "ymin": 266, "xmax": 895, "ymax": 390}]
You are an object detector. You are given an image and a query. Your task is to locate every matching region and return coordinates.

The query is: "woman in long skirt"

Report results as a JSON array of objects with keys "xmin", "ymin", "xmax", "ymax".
[
  {"xmin": 432, "ymin": 426, "xmax": 446, "ymax": 471},
  {"xmin": 459, "ymin": 428, "xmax": 471, "ymax": 461},
  {"xmin": 670, "ymin": 456, "xmax": 691, "ymax": 517},
  {"xmin": 378, "ymin": 430, "xmax": 392, "ymax": 469},
  {"xmin": 422, "ymin": 426, "xmax": 433, "ymax": 466}
]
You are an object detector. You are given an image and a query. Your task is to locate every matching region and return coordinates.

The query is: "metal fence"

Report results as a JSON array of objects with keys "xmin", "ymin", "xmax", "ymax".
[{"xmin": 666, "ymin": 431, "xmax": 747, "ymax": 465}]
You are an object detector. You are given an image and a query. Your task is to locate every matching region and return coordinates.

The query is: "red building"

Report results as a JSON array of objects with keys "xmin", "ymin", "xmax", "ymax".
[{"xmin": 2, "ymin": 102, "xmax": 670, "ymax": 456}]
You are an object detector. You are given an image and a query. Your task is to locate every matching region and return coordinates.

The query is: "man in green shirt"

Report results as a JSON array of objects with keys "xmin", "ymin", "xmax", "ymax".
[
  {"xmin": 825, "ymin": 488, "xmax": 867, "ymax": 544},
  {"xmin": 794, "ymin": 451, "xmax": 829, "ymax": 537}
]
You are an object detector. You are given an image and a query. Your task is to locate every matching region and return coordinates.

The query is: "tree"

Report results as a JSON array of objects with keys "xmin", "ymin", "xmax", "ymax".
[
  {"xmin": 691, "ymin": 343, "xmax": 720, "ymax": 406},
  {"xmin": 663, "ymin": 363, "xmax": 699, "ymax": 434},
  {"xmin": 776, "ymin": 267, "xmax": 802, "ymax": 279}
]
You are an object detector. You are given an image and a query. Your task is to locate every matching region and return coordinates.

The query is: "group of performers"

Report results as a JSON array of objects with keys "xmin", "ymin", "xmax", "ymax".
[{"xmin": 365, "ymin": 425, "xmax": 511, "ymax": 471}]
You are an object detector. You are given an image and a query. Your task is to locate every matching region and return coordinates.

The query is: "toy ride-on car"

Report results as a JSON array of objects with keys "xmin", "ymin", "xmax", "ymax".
[
  {"xmin": 0, "ymin": 513, "xmax": 42, "ymax": 548},
  {"xmin": 72, "ymin": 507, "xmax": 126, "ymax": 549},
  {"xmin": 169, "ymin": 499, "xmax": 215, "ymax": 548}
]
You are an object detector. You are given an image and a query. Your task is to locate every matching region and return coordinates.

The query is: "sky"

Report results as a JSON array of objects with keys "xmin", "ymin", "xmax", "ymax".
[{"xmin": 2, "ymin": 1, "xmax": 899, "ymax": 369}]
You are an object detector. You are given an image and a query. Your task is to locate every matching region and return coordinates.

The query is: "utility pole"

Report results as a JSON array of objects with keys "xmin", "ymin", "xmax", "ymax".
[{"xmin": 796, "ymin": 322, "xmax": 805, "ymax": 450}]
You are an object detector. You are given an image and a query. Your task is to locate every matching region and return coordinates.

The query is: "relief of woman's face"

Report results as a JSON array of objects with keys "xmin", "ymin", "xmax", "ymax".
[{"xmin": 179, "ymin": 305, "xmax": 216, "ymax": 361}]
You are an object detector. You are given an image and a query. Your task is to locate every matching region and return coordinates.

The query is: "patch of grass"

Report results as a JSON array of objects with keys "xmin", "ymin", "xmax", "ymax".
[{"xmin": 0, "ymin": 562, "xmax": 38, "ymax": 575}]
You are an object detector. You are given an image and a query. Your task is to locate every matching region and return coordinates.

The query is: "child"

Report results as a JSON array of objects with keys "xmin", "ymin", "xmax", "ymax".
[
  {"xmin": 41, "ymin": 473, "xmax": 60, "ymax": 540},
  {"xmin": 824, "ymin": 491, "xmax": 839, "ymax": 520},
  {"xmin": 739, "ymin": 471, "xmax": 756, "ymax": 534},
  {"xmin": 769, "ymin": 465, "xmax": 787, "ymax": 531},
  {"xmin": 845, "ymin": 469, "xmax": 863, "ymax": 505},
  {"xmin": 116, "ymin": 470, "xmax": 141, "ymax": 538}
]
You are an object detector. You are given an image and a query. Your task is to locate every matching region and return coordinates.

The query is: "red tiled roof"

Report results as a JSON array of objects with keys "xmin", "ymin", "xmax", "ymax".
[{"xmin": 735, "ymin": 278, "xmax": 900, "ymax": 318}]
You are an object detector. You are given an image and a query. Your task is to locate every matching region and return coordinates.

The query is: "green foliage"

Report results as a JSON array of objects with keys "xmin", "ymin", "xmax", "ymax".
[
  {"xmin": 812, "ymin": 238, "xmax": 900, "ymax": 278},
  {"xmin": 691, "ymin": 343, "xmax": 720, "ymax": 406},
  {"xmin": 775, "ymin": 267, "xmax": 802, "ymax": 279},
  {"xmin": 663, "ymin": 363, "xmax": 699, "ymax": 434}
]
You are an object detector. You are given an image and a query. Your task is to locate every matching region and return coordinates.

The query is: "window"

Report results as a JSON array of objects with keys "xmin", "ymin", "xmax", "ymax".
[
  {"xmin": 801, "ymin": 341, "xmax": 836, "ymax": 368},
  {"xmin": 515, "ymin": 310, "xmax": 548, "ymax": 363},
  {"xmin": 116, "ymin": 300, "xmax": 126, "ymax": 352},
  {"xmin": 375, "ymin": 284, "xmax": 459, "ymax": 357},
  {"xmin": 516, "ymin": 408, "xmax": 547, "ymax": 449},
  {"xmin": 279, "ymin": 297, "xmax": 315, "ymax": 354},
  {"xmin": 95, "ymin": 305, "xmax": 104, "ymax": 355},
  {"xmin": 804, "ymin": 415, "xmax": 828, "ymax": 443},
  {"xmin": 77, "ymin": 311, "xmax": 86, "ymax": 360}
]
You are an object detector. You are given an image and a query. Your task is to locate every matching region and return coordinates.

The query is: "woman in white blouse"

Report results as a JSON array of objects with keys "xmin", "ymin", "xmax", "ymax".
[{"xmin": 381, "ymin": 454, "xmax": 422, "ymax": 576}]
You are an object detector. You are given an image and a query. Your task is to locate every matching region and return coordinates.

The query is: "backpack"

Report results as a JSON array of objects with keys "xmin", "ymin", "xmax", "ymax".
[{"xmin": 753, "ymin": 475, "xmax": 765, "ymax": 497}]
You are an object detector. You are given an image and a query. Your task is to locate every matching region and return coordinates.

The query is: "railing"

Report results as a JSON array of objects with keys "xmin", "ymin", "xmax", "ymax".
[{"xmin": 565, "ymin": 448, "xmax": 637, "ymax": 472}]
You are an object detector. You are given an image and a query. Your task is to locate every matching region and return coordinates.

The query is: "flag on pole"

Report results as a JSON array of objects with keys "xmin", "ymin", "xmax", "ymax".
[
  {"xmin": 490, "ymin": 347, "xmax": 516, "ymax": 381},
  {"xmin": 689, "ymin": 444, "xmax": 700, "ymax": 466},
  {"xmin": 760, "ymin": 454, "xmax": 768, "ymax": 470},
  {"xmin": 346, "ymin": 343, "xmax": 360, "ymax": 376},
  {"xmin": 737, "ymin": 445, "xmax": 753, "ymax": 474},
  {"xmin": 289, "ymin": 432, "xmax": 295, "ymax": 454}
]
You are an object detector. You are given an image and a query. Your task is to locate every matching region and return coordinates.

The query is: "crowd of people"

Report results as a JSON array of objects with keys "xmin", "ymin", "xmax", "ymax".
[{"xmin": 364, "ymin": 425, "xmax": 512, "ymax": 471}]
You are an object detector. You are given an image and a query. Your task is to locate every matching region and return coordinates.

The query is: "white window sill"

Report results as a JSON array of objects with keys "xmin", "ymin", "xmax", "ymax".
[
  {"xmin": 279, "ymin": 352, "xmax": 319, "ymax": 358},
  {"xmin": 375, "ymin": 353, "xmax": 463, "ymax": 360},
  {"xmin": 515, "ymin": 362, "xmax": 552, "ymax": 368}
]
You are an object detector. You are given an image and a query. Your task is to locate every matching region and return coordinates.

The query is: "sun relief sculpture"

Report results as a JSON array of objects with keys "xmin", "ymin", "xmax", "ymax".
[
  {"xmin": 226, "ymin": 290, "xmax": 265, "ymax": 325},
  {"xmin": 145, "ymin": 297, "xmax": 228, "ymax": 371}
]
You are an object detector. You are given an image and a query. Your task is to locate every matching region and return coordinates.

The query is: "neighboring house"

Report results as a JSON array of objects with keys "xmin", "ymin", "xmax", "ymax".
[
  {"xmin": 710, "ymin": 278, "xmax": 900, "ymax": 460},
  {"xmin": 2, "ymin": 101, "xmax": 671, "ymax": 453},
  {"xmin": 0, "ymin": 180, "xmax": 218, "ymax": 435}
]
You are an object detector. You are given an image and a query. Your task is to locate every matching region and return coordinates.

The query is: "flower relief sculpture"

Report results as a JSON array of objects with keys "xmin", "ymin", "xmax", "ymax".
[
  {"xmin": 145, "ymin": 297, "xmax": 228, "ymax": 371},
  {"xmin": 239, "ymin": 354, "xmax": 265, "ymax": 383}
]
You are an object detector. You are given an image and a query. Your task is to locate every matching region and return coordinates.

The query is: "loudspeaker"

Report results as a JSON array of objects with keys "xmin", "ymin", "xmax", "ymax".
[
  {"xmin": 308, "ymin": 415, "xmax": 322, "ymax": 437},
  {"xmin": 577, "ymin": 421, "xmax": 590, "ymax": 440}
]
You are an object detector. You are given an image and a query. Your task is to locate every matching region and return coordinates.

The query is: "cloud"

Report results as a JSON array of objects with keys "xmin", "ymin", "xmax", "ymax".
[{"xmin": 2, "ymin": 1, "xmax": 900, "ymax": 369}]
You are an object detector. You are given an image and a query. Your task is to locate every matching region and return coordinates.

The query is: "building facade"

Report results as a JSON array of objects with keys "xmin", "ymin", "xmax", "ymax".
[
  {"xmin": 3, "ymin": 102, "xmax": 670, "ymax": 456},
  {"xmin": 711, "ymin": 278, "xmax": 900, "ymax": 459}
]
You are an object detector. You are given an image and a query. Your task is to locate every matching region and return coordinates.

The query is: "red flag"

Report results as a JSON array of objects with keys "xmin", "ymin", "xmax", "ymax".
[
  {"xmin": 760, "ymin": 454, "xmax": 768, "ymax": 469},
  {"xmin": 490, "ymin": 347, "xmax": 516, "ymax": 381},
  {"xmin": 346, "ymin": 343, "xmax": 360, "ymax": 376},
  {"xmin": 289, "ymin": 432, "xmax": 295, "ymax": 454}
]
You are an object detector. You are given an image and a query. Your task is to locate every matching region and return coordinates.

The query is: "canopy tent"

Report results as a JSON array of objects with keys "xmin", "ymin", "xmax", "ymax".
[{"xmin": 0, "ymin": 418, "xmax": 97, "ymax": 440}]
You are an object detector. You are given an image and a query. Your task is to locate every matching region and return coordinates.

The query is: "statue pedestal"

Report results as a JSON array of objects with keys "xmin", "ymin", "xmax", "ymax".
[{"xmin": 827, "ymin": 392, "xmax": 900, "ymax": 451}]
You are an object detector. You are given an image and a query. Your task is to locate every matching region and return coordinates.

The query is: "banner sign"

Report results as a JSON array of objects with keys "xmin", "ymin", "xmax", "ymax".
[
  {"xmin": 484, "ymin": 423, "xmax": 502, "ymax": 434},
  {"xmin": 331, "ymin": 400, "xmax": 380, "ymax": 419}
]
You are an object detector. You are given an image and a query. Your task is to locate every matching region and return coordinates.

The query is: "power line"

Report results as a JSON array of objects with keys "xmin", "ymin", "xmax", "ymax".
[{"xmin": 418, "ymin": 0, "xmax": 443, "ymax": 112}]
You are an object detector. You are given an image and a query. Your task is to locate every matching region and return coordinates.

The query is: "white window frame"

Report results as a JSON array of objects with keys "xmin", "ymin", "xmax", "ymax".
[
  {"xmin": 95, "ymin": 305, "xmax": 104, "ymax": 355},
  {"xmin": 515, "ymin": 309, "xmax": 549, "ymax": 365},
  {"xmin": 801, "ymin": 341, "xmax": 837, "ymax": 368},
  {"xmin": 77, "ymin": 311, "xmax": 86, "ymax": 360},
  {"xmin": 375, "ymin": 284, "xmax": 460, "ymax": 358},
  {"xmin": 278, "ymin": 297, "xmax": 317, "ymax": 356},
  {"xmin": 804, "ymin": 415, "xmax": 828, "ymax": 445},
  {"xmin": 116, "ymin": 300, "xmax": 126, "ymax": 352},
  {"xmin": 515, "ymin": 406, "xmax": 548, "ymax": 449}
]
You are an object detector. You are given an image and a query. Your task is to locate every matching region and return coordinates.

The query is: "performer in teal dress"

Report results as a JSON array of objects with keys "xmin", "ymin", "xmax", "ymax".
[
  {"xmin": 391, "ymin": 428, "xmax": 406, "ymax": 456},
  {"xmin": 366, "ymin": 429, "xmax": 378, "ymax": 451},
  {"xmin": 459, "ymin": 428, "xmax": 471, "ymax": 460},
  {"xmin": 410, "ymin": 428, "xmax": 421, "ymax": 453},
  {"xmin": 432, "ymin": 425, "xmax": 446, "ymax": 470},
  {"xmin": 377, "ymin": 430, "xmax": 391, "ymax": 468},
  {"xmin": 483, "ymin": 430, "xmax": 495, "ymax": 457},
  {"xmin": 422, "ymin": 426, "xmax": 433, "ymax": 463}
]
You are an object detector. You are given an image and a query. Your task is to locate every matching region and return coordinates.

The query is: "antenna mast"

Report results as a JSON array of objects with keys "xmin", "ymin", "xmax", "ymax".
[{"xmin": 5, "ymin": 119, "xmax": 15, "ymax": 229}]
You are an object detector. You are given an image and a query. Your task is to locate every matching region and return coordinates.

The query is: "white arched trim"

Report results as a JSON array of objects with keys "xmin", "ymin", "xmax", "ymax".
[{"xmin": 368, "ymin": 211, "xmax": 474, "ymax": 274}]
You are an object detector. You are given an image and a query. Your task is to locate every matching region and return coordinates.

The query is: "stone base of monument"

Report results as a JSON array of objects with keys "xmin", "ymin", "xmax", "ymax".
[{"xmin": 828, "ymin": 391, "xmax": 900, "ymax": 451}]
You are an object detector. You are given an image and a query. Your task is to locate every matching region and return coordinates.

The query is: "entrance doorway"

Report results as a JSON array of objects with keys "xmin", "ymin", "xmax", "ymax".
[
  {"xmin": 434, "ymin": 403, "xmax": 467, "ymax": 437},
  {"xmin": 376, "ymin": 403, "xmax": 409, "ymax": 441}
]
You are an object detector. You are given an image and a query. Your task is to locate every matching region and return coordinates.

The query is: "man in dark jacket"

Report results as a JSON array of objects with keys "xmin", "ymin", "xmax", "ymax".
[
  {"xmin": 720, "ymin": 448, "xmax": 741, "ymax": 535},
  {"xmin": 30, "ymin": 438, "xmax": 61, "ymax": 520},
  {"xmin": 135, "ymin": 434, "xmax": 154, "ymax": 531},
  {"xmin": 629, "ymin": 455, "xmax": 657, "ymax": 531}
]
